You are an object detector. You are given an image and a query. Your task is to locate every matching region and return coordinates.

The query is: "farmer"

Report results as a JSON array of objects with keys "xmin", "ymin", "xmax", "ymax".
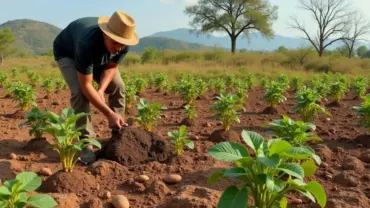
[{"xmin": 53, "ymin": 11, "xmax": 139, "ymax": 138}]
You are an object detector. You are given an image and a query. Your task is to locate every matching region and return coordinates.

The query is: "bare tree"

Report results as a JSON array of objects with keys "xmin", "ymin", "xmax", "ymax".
[
  {"xmin": 342, "ymin": 12, "xmax": 370, "ymax": 58},
  {"xmin": 290, "ymin": 0, "xmax": 351, "ymax": 57}
]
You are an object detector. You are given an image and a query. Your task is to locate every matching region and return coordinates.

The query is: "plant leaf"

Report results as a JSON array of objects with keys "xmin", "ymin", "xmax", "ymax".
[
  {"xmin": 241, "ymin": 130, "xmax": 264, "ymax": 152},
  {"xmin": 80, "ymin": 138, "xmax": 102, "ymax": 149},
  {"xmin": 0, "ymin": 187, "xmax": 11, "ymax": 196},
  {"xmin": 257, "ymin": 154, "xmax": 280, "ymax": 168},
  {"xmin": 277, "ymin": 163, "xmax": 304, "ymax": 180},
  {"xmin": 184, "ymin": 139, "xmax": 194, "ymax": 149},
  {"xmin": 0, "ymin": 201, "xmax": 8, "ymax": 208},
  {"xmin": 304, "ymin": 181, "xmax": 327, "ymax": 208},
  {"xmin": 223, "ymin": 168, "xmax": 249, "ymax": 178},
  {"xmin": 16, "ymin": 172, "xmax": 41, "ymax": 192},
  {"xmin": 217, "ymin": 186, "xmax": 248, "ymax": 208},
  {"xmin": 301, "ymin": 159, "xmax": 317, "ymax": 177},
  {"xmin": 266, "ymin": 174, "xmax": 285, "ymax": 192},
  {"xmin": 268, "ymin": 139, "xmax": 292, "ymax": 156},
  {"xmin": 28, "ymin": 194, "xmax": 58, "ymax": 208},
  {"xmin": 280, "ymin": 197, "xmax": 287, "ymax": 208},
  {"xmin": 208, "ymin": 142, "xmax": 249, "ymax": 162},
  {"xmin": 208, "ymin": 169, "xmax": 225, "ymax": 185},
  {"xmin": 235, "ymin": 157, "xmax": 253, "ymax": 168}
]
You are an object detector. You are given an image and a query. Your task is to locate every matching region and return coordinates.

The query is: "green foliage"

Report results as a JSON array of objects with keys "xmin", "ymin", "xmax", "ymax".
[
  {"xmin": 246, "ymin": 73, "xmax": 253, "ymax": 89},
  {"xmin": 42, "ymin": 77, "xmax": 54, "ymax": 96},
  {"xmin": 353, "ymin": 76, "xmax": 368, "ymax": 98},
  {"xmin": 293, "ymin": 87, "xmax": 329, "ymax": 122},
  {"xmin": 178, "ymin": 76, "xmax": 199, "ymax": 105},
  {"xmin": 154, "ymin": 72, "xmax": 168, "ymax": 90},
  {"xmin": 141, "ymin": 47, "xmax": 159, "ymax": 64},
  {"xmin": 184, "ymin": 104, "xmax": 197, "ymax": 121},
  {"xmin": 329, "ymin": 81, "xmax": 347, "ymax": 102},
  {"xmin": 214, "ymin": 78, "xmax": 226, "ymax": 95},
  {"xmin": 208, "ymin": 130, "xmax": 327, "ymax": 208},
  {"xmin": 54, "ymin": 77, "xmax": 66, "ymax": 90},
  {"xmin": 353, "ymin": 94, "xmax": 370, "ymax": 132},
  {"xmin": 0, "ymin": 27, "xmax": 16, "ymax": 65},
  {"xmin": 136, "ymin": 98, "xmax": 166, "ymax": 132},
  {"xmin": 0, "ymin": 172, "xmax": 57, "ymax": 208},
  {"xmin": 125, "ymin": 83, "xmax": 138, "ymax": 110},
  {"xmin": 168, "ymin": 125, "xmax": 194, "ymax": 155},
  {"xmin": 11, "ymin": 83, "xmax": 37, "ymax": 111},
  {"xmin": 277, "ymin": 74, "xmax": 290, "ymax": 91},
  {"xmin": 266, "ymin": 115, "xmax": 323, "ymax": 146},
  {"xmin": 196, "ymin": 77, "xmax": 208, "ymax": 96},
  {"xmin": 19, "ymin": 108, "xmax": 49, "ymax": 140},
  {"xmin": 133, "ymin": 75, "xmax": 147, "ymax": 93},
  {"xmin": 28, "ymin": 72, "xmax": 41, "ymax": 87},
  {"xmin": 291, "ymin": 76, "xmax": 304, "ymax": 92},
  {"xmin": 10, "ymin": 68, "xmax": 18, "ymax": 79},
  {"xmin": 44, "ymin": 108, "xmax": 101, "ymax": 172},
  {"xmin": 357, "ymin": 45, "xmax": 368, "ymax": 58},
  {"xmin": 0, "ymin": 71, "xmax": 7, "ymax": 87},
  {"xmin": 263, "ymin": 80, "xmax": 287, "ymax": 108},
  {"xmin": 210, "ymin": 93, "xmax": 243, "ymax": 131}
]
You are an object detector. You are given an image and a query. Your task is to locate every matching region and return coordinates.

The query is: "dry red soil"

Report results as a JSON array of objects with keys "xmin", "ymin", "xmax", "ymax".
[{"xmin": 0, "ymin": 86, "xmax": 369, "ymax": 208}]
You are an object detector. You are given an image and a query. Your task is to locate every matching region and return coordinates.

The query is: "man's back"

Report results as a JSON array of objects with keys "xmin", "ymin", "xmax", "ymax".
[{"xmin": 53, "ymin": 17, "xmax": 102, "ymax": 61}]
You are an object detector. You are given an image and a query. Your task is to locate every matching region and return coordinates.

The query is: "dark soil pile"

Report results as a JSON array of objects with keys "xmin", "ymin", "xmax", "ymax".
[
  {"xmin": 99, "ymin": 127, "xmax": 171, "ymax": 166},
  {"xmin": 23, "ymin": 138, "xmax": 50, "ymax": 151},
  {"xmin": 326, "ymin": 100, "xmax": 342, "ymax": 107},
  {"xmin": 262, "ymin": 106, "xmax": 278, "ymax": 115},
  {"xmin": 40, "ymin": 169, "xmax": 98, "ymax": 196},
  {"xmin": 208, "ymin": 129, "xmax": 240, "ymax": 143},
  {"xmin": 179, "ymin": 118, "xmax": 194, "ymax": 127}
]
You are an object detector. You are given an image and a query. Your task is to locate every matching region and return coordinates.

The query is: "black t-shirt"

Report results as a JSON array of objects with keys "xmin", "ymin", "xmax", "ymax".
[{"xmin": 53, "ymin": 17, "xmax": 129, "ymax": 75}]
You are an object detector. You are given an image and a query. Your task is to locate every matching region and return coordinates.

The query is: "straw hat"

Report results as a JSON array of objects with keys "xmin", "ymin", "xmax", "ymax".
[{"xmin": 98, "ymin": 11, "xmax": 139, "ymax": 46}]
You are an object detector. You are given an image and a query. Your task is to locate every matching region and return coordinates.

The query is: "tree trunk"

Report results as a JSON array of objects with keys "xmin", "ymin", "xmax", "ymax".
[
  {"xmin": 318, "ymin": 49, "xmax": 324, "ymax": 57},
  {"xmin": 348, "ymin": 43, "xmax": 354, "ymax": 59},
  {"xmin": 231, "ymin": 36, "xmax": 237, "ymax": 53}
]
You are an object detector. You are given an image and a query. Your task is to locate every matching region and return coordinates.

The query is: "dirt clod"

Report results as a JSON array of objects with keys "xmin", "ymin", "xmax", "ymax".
[
  {"xmin": 48, "ymin": 193, "xmax": 79, "ymax": 208},
  {"xmin": 40, "ymin": 167, "xmax": 52, "ymax": 176},
  {"xmin": 342, "ymin": 156, "xmax": 365, "ymax": 171},
  {"xmin": 208, "ymin": 129, "xmax": 240, "ymax": 143}
]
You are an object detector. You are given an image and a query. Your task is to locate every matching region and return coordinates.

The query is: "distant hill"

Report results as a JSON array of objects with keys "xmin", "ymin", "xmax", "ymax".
[
  {"xmin": 0, "ymin": 19, "xmax": 61, "ymax": 55},
  {"xmin": 130, "ymin": 36, "xmax": 214, "ymax": 52},
  {"xmin": 149, "ymin": 28, "xmax": 351, "ymax": 51}
]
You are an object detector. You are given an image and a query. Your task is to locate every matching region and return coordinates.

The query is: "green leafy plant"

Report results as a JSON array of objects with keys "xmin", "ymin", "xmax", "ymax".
[
  {"xmin": 125, "ymin": 83, "xmax": 138, "ymax": 110},
  {"xmin": 208, "ymin": 130, "xmax": 327, "ymax": 208},
  {"xmin": 266, "ymin": 115, "xmax": 322, "ymax": 146},
  {"xmin": 44, "ymin": 108, "xmax": 102, "ymax": 172},
  {"xmin": 19, "ymin": 108, "xmax": 49, "ymax": 140},
  {"xmin": 154, "ymin": 72, "xmax": 168, "ymax": 90},
  {"xmin": 196, "ymin": 78, "xmax": 208, "ymax": 97},
  {"xmin": 12, "ymin": 83, "xmax": 37, "ymax": 111},
  {"xmin": 210, "ymin": 93, "xmax": 243, "ymax": 131},
  {"xmin": 214, "ymin": 78, "xmax": 226, "ymax": 95},
  {"xmin": 0, "ymin": 71, "xmax": 8, "ymax": 88},
  {"xmin": 353, "ymin": 94, "xmax": 370, "ymax": 132},
  {"xmin": 133, "ymin": 75, "xmax": 147, "ymax": 94},
  {"xmin": 28, "ymin": 72, "xmax": 41, "ymax": 87},
  {"xmin": 353, "ymin": 76, "xmax": 368, "ymax": 98},
  {"xmin": 277, "ymin": 74, "xmax": 290, "ymax": 91},
  {"xmin": 293, "ymin": 87, "xmax": 329, "ymax": 122},
  {"xmin": 263, "ymin": 80, "xmax": 287, "ymax": 108},
  {"xmin": 168, "ymin": 125, "xmax": 194, "ymax": 155},
  {"xmin": 42, "ymin": 77, "xmax": 55, "ymax": 97},
  {"xmin": 329, "ymin": 81, "xmax": 347, "ymax": 102},
  {"xmin": 184, "ymin": 104, "xmax": 197, "ymax": 121},
  {"xmin": 0, "ymin": 172, "xmax": 57, "ymax": 208},
  {"xmin": 11, "ymin": 68, "xmax": 18, "ymax": 80},
  {"xmin": 291, "ymin": 76, "xmax": 303, "ymax": 92},
  {"xmin": 246, "ymin": 73, "xmax": 253, "ymax": 89},
  {"xmin": 55, "ymin": 77, "xmax": 66, "ymax": 91},
  {"xmin": 178, "ymin": 78, "xmax": 199, "ymax": 105},
  {"xmin": 136, "ymin": 98, "xmax": 166, "ymax": 131}
]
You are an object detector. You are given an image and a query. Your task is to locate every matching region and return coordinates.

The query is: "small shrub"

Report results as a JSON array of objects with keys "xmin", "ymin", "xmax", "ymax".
[
  {"xmin": 19, "ymin": 108, "xmax": 49, "ymax": 140},
  {"xmin": 136, "ymin": 98, "xmax": 166, "ymax": 132},
  {"xmin": 210, "ymin": 93, "xmax": 243, "ymax": 131},
  {"xmin": 168, "ymin": 125, "xmax": 194, "ymax": 155},
  {"xmin": 353, "ymin": 94, "xmax": 370, "ymax": 132}
]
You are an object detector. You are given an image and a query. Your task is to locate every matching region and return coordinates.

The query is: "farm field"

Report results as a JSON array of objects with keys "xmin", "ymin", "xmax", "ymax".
[{"xmin": 0, "ymin": 68, "xmax": 369, "ymax": 207}]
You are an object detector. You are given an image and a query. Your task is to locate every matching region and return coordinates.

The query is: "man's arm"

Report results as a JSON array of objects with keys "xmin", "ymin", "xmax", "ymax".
[{"xmin": 98, "ymin": 61, "xmax": 118, "ymax": 93}]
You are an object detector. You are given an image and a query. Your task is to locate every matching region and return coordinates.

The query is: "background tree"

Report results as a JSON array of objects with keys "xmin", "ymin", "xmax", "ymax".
[
  {"xmin": 334, "ymin": 45, "xmax": 354, "ymax": 57},
  {"xmin": 0, "ymin": 28, "xmax": 16, "ymax": 66},
  {"xmin": 184, "ymin": 0, "xmax": 278, "ymax": 53},
  {"xmin": 357, "ymin": 45, "xmax": 368, "ymax": 58},
  {"xmin": 342, "ymin": 12, "xmax": 370, "ymax": 58},
  {"xmin": 290, "ymin": 0, "xmax": 351, "ymax": 57}
]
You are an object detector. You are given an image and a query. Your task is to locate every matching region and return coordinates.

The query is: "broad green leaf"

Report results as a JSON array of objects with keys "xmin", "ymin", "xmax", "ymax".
[
  {"xmin": 312, "ymin": 154, "xmax": 322, "ymax": 165},
  {"xmin": 301, "ymin": 159, "xmax": 317, "ymax": 177},
  {"xmin": 73, "ymin": 143, "xmax": 84, "ymax": 151},
  {"xmin": 241, "ymin": 130, "xmax": 264, "ymax": 152},
  {"xmin": 217, "ymin": 186, "xmax": 248, "ymax": 208},
  {"xmin": 268, "ymin": 140, "xmax": 292, "ymax": 156},
  {"xmin": 4, "ymin": 179, "xmax": 18, "ymax": 190},
  {"xmin": 0, "ymin": 187, "xmax": 11, "ymax": 196},
  {"xmin": 257, "ymin": 154, "xmax": 280, "ymax": 168},
  {"xmin": 28, "ymin": 194, "xmax": 58, "ymax": 208},
  {"xmin": 266, "ymin": 174, "xmax": 285, "ymax": 192},
  {"xmin": 277, "ymin": 163, "xmax": 304, "ymax": 180},
  {"xmin": 80, "ymin": 138, "xmax": 102, "ymax": 149},
  {"xmin": 0, "ymin": 201, "xmax": 8, "ymax": 208},
  {"xmin": 304, "ymin": 181, "xmax": 327, "ymax": 208},
  {"xmin": 223, "ymin": 168, "xmax": 249, "ymax": 178},
  {"xmin": 184, "ymin": 139, "xmax": 194, "ymax": 149},
  {"xmin": 280, "ymin": 197, "xmax": 287, "ymax": 208},
  {"xmin": 18, "ymin": 192, "xmax": 27, "ymax": 202},
  {"xmin": 16, "ymin": 172, "xmax": 41, "ymax": 192},
  {"xmin": 297, "ymin": 189, "xmax": 316, "ymax": 203},
  {"xmin": 208, "ymin": 142, "xmax": 249, "ymax": 162},
  {"xmin": 235, "ymin": 157, "xmax": 253, "ymax": 168},
  {"xmin": 208, "ymin": 169, "xmax": 225, "ymax": 185},
  {"xmin": 15, "ymin": 201, "xmax": 27, "ymax": 208}
]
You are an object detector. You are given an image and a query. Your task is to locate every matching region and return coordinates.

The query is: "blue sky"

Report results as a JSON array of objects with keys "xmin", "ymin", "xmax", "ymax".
[{"xmin": 1, "ymin": 0, "xmax": 370, "ymax": 39}]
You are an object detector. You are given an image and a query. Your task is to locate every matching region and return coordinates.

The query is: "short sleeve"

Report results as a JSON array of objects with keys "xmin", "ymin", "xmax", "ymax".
[
  {"xmin": 111, "ymin": 46, "xmax": 130, "ymax": 64},
  {"xmin": 75, "ymin": 42, "xmax": 94, "ymax": 75}
]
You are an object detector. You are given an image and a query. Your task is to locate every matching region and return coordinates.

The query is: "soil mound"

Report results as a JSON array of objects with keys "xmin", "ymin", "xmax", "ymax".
[
  {"xmin": 355, "ymin": 134, "xmax": 370, "ymax": 147},
  {"xmin": 179, "ymin": 118, "xmax": 194, "ymax": 127},
  {"xmin": 261, "ymin": 107, "xmax": 278, "ymax": 115},
  {"xmin": 326, "ymin": 100, "xmax": 342, "ymax": 107},
  {"xmin": 208, "ymin": 129, "xmax": 240, "ymax": 143},
  {"xmin": 125, "ymin": 107, "xmax": 137, "ymax": 116},
  {"xmin": 40, "ymin": 169, "xmax": 98, "ymax": 196},
  {"xmin": 23, "ymin": 138, "xmax": 50, "ymax": 151},
  {"xmin": 6, "ymin": 110, "xmax": 26, "ymax": 119},
  {"xmin": 99, "ymin": 127, "xmax": 171, "ymax": 166}
]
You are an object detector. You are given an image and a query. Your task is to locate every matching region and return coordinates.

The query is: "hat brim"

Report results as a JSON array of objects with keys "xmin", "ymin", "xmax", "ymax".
[{"xmin": 98, "ymin": 16, "xmax": 139, "ymax": 46}]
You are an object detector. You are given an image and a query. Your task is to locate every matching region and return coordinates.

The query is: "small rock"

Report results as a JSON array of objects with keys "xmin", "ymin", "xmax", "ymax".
[
  {"xmin": 169, "ymin": 101, "xmax": 176, "ymax": 106},
  {"xmin": 126, "ymin": 117, "xmax": 136, "ymax": 126},
  {"xmin": 103, "ymin": 191, "xmax": 111, "ymax": 199},
  {"xmin": 135, "ymin": 175, "xmax": 150, "ymax": 183},
  {"xmin": 40, "ymin": 167, "xmax": 52, "ymax": 176},
  {"xmin": 342, "ymin": 156, "xmax": 365, "ymax": 171},
  {"xmin": 321, "ymin": 162, "xmax": 328, "ymax": 168},
  {"xmin": 163, "ymin": 174, "xmax": 182, "ymax": 184},
  {"xmin": 326, "ymin": 118, "xmax": 331, "ymax": 121},
  {"xmin": 10, "ymin": 153, "xmax": 17, "ymax": 160},
  {"xmin": 86, "ymin": 144, "xmax": 94, "ymax": 151},
  {"xmin": 111, "ymin": 195, "xmax": 130, "ymax": 208},
  {"xmin": 325, "ymin": 173, "xmax": 333, "ymax": 180}
]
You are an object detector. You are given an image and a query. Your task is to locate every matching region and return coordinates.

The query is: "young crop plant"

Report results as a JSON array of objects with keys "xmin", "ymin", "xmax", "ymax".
[
  {"xmin": 146, "ymin": 73, "xmax": 155, "ymax": 89},
  {"xmin": 353, "ymin": 94, "xmax": 370, "ymax": 132},
  {"xmin": 214, "ymin": 78, "xmax": 226, "ymax": 95},
  {"xmin": 310, "ymin": 77, "xmax": 330, "ymax": 99},
  {"xmin": 293, "ymin": 87, "xmax": 329, "ymax": 122},
  {"xmin": 291, "ymin": 76, "xmax": 304, "ymax": 92},
  {"xmin": 266, "ymin": 115, "xmax": 323, "ymax": 146},
  {"xmin": 353, "ymin": 76, "xmax": 368, "ymax": 98},
  {"xmin": 329, "ymin": 81, "xmax": 348, "ymax": 103},
  {"xmin": 125, "ymin": 83, "xmax": 138, "ymax": 110},
  {"xmin": 196, "ymin": 78, "xmax": 208, "ymax": 97},
  {"xmin": 11, "ymin": 68, "xmax": 18, "ymax": 80},
  {"xmin": 263, "ymin": 80, "xmax": 287, "ymax": 108},
  {"xmin": 12, "ymin": 83, "xmax": 37, "ymax": 111},
  {"xmin": 44, "ymin": 108, "xmax": 101, "ymax": 172},
  {"xmin": 0, "ymin": 172, "xmax": 57, "ymax": 208},
  {"xmin": 246, "ymin": 73, "xmax": 253, "ymax": 89},
  {"xmin": 55, "ymin": 77, "xmax": 66, "ymax": 91},
  {"xmin": 277, "ymin": 74, "xmax": 290, "ymax": 91},
  {"xmin": 0, "ymin": 71, "xmax": 8, "ymax": 88},
  {"xmin": 178, "ymin": 78, "xmax": 198, "ymax": 105},
  {"xmin": 28, "ymin": 72, "xmax": 41, "ymax": 87},
  {"xmin": 154, "ymin": 72, "xmax": 168, "ymax": 91},
  {"xmin": 133, "ymin": 75, "xmax": 147, "ymax": 94},
  {"xmin": 208, "ymin": 130, "xmax": 327, "ymax": 208},
  {"xmin": 19, "ymin": 108, "xmax": 49, "ymax": 140},
  {"xmin": 210, "ymin": 93, "xmax": 244, "ymax": 131},
  {"xmin": 235, "ymin": 85, "xmax": 248, "ymax": 111},
  {"xmin": 136, "ymin": 98, "xmax": 166, "ymax": 132},
  {"xmin": 168, "ymin": 125, "xmax": 194, "ymax": 156},
  {"xmin": 42, "ymin": 77, "xmax": 55, "ymax": 97},
  {"xmin": 184, "ymin": 104, "xmax": 197, "ymax": 121},
  {"xmin": 224, "ymin": 73, "xmax": 235, "ymax": 89}
]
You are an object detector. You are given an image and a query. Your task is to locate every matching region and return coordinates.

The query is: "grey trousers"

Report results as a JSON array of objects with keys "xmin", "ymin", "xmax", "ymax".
[{"xmin": 56, "ymin": 57, "xmax": 126, "ymax": 138}]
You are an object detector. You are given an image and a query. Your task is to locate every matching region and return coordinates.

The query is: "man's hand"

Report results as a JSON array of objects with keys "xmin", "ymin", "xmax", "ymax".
[
  {"xmin": 107, "ymin": 112, "xmax": 126, "ymax": 129},
  {"xmin": 97, "ymin": 90, "xmax": 105, "ymax": 103}
]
